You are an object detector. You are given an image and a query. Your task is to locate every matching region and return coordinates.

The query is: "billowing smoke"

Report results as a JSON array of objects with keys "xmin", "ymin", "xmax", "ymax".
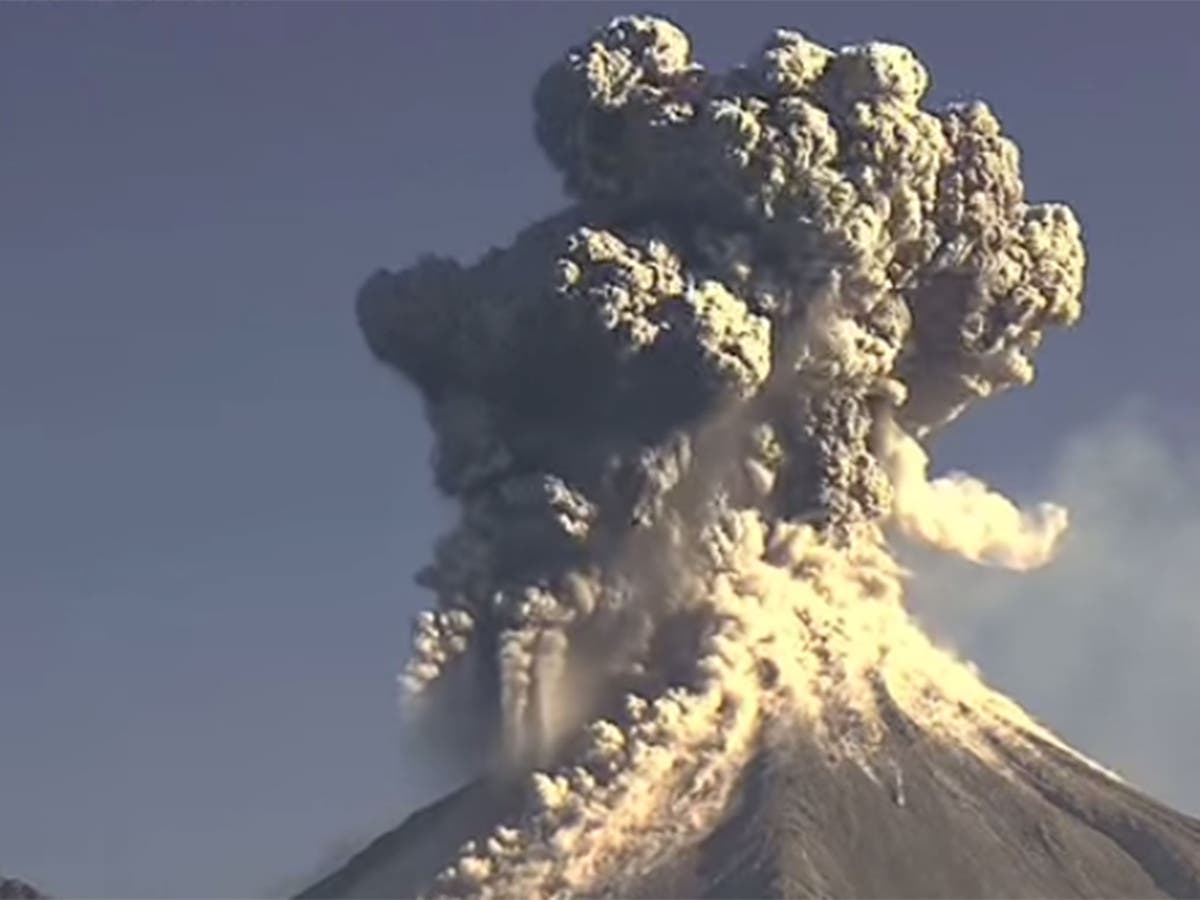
[
  {"xmin": 359, "ymin": 16, "xmax": 1086, "ymax": 896},
  {"xmin": 877, "ymin": 416, "xmax": 1069, "ymax": 569}
]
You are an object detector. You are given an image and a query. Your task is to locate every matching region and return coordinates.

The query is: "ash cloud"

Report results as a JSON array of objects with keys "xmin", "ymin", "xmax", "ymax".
[{"xmin": 357, "ymin": 15, "xmax": 1090, "ymax": 896}]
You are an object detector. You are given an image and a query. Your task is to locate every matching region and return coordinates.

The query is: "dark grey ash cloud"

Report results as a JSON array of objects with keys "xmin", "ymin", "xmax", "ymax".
[{"xmin": 359, "ymin": 15, "xmax": 1085, "ymax": 755}]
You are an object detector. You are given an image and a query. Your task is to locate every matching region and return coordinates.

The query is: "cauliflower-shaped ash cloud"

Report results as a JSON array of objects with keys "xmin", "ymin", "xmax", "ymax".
[{"xmin": 360, "ymin": 14, "xmax": 1086, "ymax": 782}]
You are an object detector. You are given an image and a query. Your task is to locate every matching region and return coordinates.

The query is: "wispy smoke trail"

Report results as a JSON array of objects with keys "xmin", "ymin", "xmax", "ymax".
[{"xmin": 357, "ymin": 16, "xmax": 1087, "ymax": 896}]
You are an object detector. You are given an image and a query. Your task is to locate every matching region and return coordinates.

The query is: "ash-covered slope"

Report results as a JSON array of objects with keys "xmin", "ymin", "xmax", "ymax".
[
  {"xmin": 302, "ymin": 722, "xmax": 1200, "ymax": 899},
  {"xmin": 303, "ymin": 14, "xmax": 1200, "ymax": 900}
]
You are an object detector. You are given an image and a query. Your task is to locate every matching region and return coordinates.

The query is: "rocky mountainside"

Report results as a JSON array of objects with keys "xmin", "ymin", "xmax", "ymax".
[
  {"xmin": 300, "ymin": 716, "xmax": 1200, "ymax": 899},
  {"xmin": 0, "ymin": 877, "xmax": 46, "ymax": 900}
]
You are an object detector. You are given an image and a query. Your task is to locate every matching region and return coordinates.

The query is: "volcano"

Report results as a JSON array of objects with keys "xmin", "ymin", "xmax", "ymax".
[
  {"xmin": 301, "ymin": 725, "xmax": 1200, "ymax": 899},
  {"xmin": 300, "ymin": 15, "xmax": 1200, "ymax": 899}
]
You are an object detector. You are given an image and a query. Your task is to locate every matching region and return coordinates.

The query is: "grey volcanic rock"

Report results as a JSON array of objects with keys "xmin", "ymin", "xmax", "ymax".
[
  {"xmin": 300, "ymin": 717, "xmax": 1200, "ymax": 899},
  {"xmin": 0, "ymin": 877, "xmax": 46, "ymax": 900},
  {"xmin": 297, "ymin": 782, "xmax": 521, "ymax": 900}
]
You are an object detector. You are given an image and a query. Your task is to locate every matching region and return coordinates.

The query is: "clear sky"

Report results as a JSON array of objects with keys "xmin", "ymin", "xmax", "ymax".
[{"xmin": 2, "ymin": 3, "xmax": 1199, "ymax": 897}]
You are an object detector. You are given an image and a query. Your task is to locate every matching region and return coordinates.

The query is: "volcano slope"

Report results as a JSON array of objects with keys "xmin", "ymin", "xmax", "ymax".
[
  {"xmin": 302, "ymin": 728, "xmax": 1200, "ymax": 899},
  {"xmin": 301, "ymin": 15, "xmax": 1200, "ymax": 900}
]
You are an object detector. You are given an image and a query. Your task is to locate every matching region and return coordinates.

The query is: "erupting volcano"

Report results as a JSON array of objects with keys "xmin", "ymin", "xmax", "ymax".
[{"xmin": 301, "ymin": 16, "xmax": 1200, "ymax": 899}]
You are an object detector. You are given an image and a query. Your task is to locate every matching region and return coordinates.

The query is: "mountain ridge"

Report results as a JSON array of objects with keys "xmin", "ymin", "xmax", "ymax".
[{"xmin": 0, "ymin": 876, "xmax": 47, "ymax": 900}]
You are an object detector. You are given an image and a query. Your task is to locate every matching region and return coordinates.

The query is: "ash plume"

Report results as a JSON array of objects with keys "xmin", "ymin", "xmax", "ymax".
[{"xmin": 356, "ymin": 16, "xmax": 1097, "ymax": 897}]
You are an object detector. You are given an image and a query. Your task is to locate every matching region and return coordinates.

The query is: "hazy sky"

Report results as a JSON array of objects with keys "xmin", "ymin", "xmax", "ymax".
[{"xmin": 2, "ymin": 4, "xmax": 1198, "ymax": 897}]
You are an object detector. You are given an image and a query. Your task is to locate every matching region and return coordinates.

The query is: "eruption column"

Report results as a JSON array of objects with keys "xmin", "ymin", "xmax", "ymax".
[{"xmin": 356, "ymin": 16, "xmax": 1088, "ymax": 897}]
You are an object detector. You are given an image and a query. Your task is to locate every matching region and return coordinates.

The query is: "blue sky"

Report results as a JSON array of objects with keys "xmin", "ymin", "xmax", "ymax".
[{"xmin": 2, "ymin": 4, "xmax": 1198, "ymax": 897}]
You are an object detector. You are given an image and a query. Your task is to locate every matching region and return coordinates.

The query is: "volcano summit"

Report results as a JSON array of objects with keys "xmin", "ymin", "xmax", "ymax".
[{"xmin": 302, "ymin": 16, "xmax": 1200, "ymax": 899}]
